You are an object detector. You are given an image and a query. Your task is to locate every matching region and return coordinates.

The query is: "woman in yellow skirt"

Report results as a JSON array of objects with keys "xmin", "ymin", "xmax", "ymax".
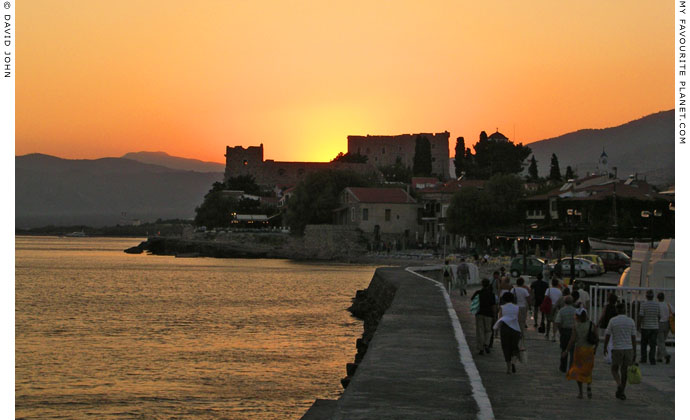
[{"xmin": 563, "ymin": 307, "xmax": 599, "ymax": 399}]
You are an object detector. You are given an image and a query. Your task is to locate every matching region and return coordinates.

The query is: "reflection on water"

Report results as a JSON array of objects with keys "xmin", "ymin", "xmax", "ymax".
[{"xmin": 16, "ymin": 237, "xmax": 376, "ymax": 419}]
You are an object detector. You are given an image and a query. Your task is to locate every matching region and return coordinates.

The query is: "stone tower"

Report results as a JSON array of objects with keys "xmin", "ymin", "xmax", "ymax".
[{"xmin": 224, "ymin": 144, "xmax": 264, "ymax": 182}]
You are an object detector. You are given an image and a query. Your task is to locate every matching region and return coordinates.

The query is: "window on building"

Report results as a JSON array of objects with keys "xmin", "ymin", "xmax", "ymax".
[
  {"xmin": 362, "ymin": 208, "xmax": 369, "ymax": 221},
  {"xmin": 385, "ymin": 209, "xmax": 391, "ymax": 221},
  {"xmin": 382, "ymin": 147, "xmax": 385, "ymax": 154},
  {"xmin": 550, "ymin": 200, "xmax": 557, "ymax": 212},
  {"xmin": 351, "ymin": 207, "xmax": 356, "ymax": 222}
]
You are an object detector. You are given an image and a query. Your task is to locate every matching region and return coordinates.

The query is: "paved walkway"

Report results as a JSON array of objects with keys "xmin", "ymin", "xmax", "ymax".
[{"xmin": 450, "ymin": 287, "xmax": 675, "ymax": 420}]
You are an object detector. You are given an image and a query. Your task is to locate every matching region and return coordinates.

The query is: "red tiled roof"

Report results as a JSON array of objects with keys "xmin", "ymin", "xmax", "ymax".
[{"xmin": 347, "ymin": 187, "xmax": 416, "ymax": 203}]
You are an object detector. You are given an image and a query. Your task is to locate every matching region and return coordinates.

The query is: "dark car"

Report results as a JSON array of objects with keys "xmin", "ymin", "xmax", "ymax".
[
  {"xmin": 510, "ymin": 256, "xmax": 546, "ymax": 277},
  {"xmin": 591, "ymin": 250, "xmax": 631, "ymax": 273}
]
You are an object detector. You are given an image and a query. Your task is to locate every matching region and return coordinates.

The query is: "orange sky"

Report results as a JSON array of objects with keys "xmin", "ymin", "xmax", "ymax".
[{"xmin": 16, "ymin": 1, "xmax": 673, "ymax": 163}]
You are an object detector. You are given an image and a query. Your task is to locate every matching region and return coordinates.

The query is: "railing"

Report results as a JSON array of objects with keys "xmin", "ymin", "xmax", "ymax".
[{"xmin": 589, "ymin": 285, "xmax": 674, "ymax": 342}]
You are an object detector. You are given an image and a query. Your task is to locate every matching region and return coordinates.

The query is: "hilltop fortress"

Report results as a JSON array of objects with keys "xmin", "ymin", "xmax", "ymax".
[
  {"xmin": 347, "ymin": 132, "xmax": 450, "ymax": 180},
  {"xmin": 224, "ymin": 132, "xmax": 451, "ymax": 187}
]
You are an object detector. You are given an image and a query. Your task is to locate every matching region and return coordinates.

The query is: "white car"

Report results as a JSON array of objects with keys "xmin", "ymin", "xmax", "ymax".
[{"xmin": 559, "ymin": 257, "xmax": 601, "ymax": 277}]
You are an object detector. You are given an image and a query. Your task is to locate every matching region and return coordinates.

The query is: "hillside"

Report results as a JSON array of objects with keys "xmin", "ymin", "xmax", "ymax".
[
  {"xmin": 526, "ymin": 110, "xmax": 674, "ymax": 185},
  {"xmin": 121, "ymin": 151, "xmax": 225, "ymax": 172},
  {"xmin": 16, "ymin": 154, "xmax": 223, "ymax": 228}
]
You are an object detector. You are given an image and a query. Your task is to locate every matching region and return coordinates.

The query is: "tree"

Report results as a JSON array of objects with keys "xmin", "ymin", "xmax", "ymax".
[
  {"xmin": 528, "ymin": 156, "xmax": 539, "ymax": 181},
  {"xmin": 467, "ymin": 133, "xmax": 531, "ymax": 179},
  {"xmin": 549, "ymin": 153, "xmax": 562, "ymax": 182},
  {"xmin": 565, "ymin": 165, "xmax": 575, "ymax": 180},
  {"xmin": 331, "ymin": 152, "xmax": 368, "ymax": 163},
  {"xmin": 379, "ymin": 157, "xmax": 413, "ymax": 183},
  {"xmin": 446, "ymin": 174, "xmax": 524, "ymax": 238},
  {"xmin": 412, "ymin": 135, "xmax": 433, "ymax": 176},
  {"xmin": 225, "ymin": 174, "xmax": 261, "ymax": 196},
  {"xmin": 454, "ymin": 137, "xmax": 465, "ymax": 178},
  {"xmin": 284, "ymin": 169, "xmax": 372, "ymax": 234}
]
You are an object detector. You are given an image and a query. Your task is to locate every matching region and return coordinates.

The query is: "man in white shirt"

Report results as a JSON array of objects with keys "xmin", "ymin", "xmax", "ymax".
[
  {"xmin": 656, "ymin": 292, "xmax": 674, "ymax": 364},
  {"xmin": 544, "ymin": 278, "xmax": 563, "ymax": 341},
  {"xmin": 604, "ymin": 302, "xmax": 637, "ymax": 401},
  {"xmin": 511, "ymin": 277, "xmax": 531, "ymax": 335}
]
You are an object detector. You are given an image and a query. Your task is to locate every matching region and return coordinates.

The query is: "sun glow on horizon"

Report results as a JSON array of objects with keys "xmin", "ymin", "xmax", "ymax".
[{"xmin": 16, "ymin": 1, "xmax": 673, "ymax": 164}]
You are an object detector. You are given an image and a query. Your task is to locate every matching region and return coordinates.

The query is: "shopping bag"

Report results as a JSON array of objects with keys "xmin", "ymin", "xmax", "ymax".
[
  {"xmin": 627, "ymin": 363, "xmax": 642, "ymax": 385},
  {"xmin": 470, "ymin": 295, "xmax": 480, "ymax": 315}
]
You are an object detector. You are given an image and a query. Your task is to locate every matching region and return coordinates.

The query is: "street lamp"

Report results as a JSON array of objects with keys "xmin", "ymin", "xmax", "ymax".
[
  {"xmin": 567, "ymin": 208, "xmax": 582, "ymax": 283},
  {"xmin": 522, "ymin": 222, "xmax": 538, "ymax": 276}
]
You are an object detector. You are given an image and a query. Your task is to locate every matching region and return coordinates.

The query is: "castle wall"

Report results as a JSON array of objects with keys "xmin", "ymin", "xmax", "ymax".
[
  {"xmin": 347, "ymin": 132, "xmax": 450, "ymax": 180},
  {"xmin": 224, "ymin": 145, "xmax": 382, "ymax": 188}
]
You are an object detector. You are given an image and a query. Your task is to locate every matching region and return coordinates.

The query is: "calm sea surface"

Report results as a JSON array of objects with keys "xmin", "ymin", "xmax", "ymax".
[{"xmin": 16, "ymin": 236, "xmax": 377, "ymax": 419}]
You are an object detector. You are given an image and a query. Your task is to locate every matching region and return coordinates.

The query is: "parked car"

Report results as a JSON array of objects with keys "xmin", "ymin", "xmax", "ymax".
[
  {"xmin": 510, "ymin": 256, "xmax": 546, "ymax": 277},
  {"xmin": 575, "ymin": 254, "xmax": 606, "ymax": 273},
  {"xmin": 558, "ymin": 257, "xmax": 602, "ymax": 277},
  {"xmin": 591, "ymin": 249, "xmax": 631, "ymax": 273}
]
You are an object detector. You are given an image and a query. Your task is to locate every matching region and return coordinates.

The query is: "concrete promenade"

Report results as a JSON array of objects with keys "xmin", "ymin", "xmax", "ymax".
[
  {"xmin": 450, "ymin": 286, "xmax": 675, "ymax": 420},
  {"xmin": 304, "ymin": 267, "xmax": 481, "ymax": 419}
]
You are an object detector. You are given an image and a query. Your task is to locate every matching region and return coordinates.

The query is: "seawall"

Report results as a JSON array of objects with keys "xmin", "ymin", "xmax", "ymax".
[
  {"xmin": 302, "ymin": 267, "xmax": 479, "ymax": 420},
  {"xmin": 134, "ymin": 225, "xmax": 369, "ymax": 261}
]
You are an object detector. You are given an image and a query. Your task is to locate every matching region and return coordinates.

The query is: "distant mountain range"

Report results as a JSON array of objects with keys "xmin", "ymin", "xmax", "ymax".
[
  {"xmin": 17, "ymin": 110, "xmax": 673, "ymax": 227},
  {"xmin": 121, "ymin": 151, "xmax": 225, "ymax": 172},
  {"xmin": 525, "ymin": 110, "xmax": 674, "ymax": 185},
  {"xmin": 16, "ymin": 154, "xmax": 223, "ymax": 228}
]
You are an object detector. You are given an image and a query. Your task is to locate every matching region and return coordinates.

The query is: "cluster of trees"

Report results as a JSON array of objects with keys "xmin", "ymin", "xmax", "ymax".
[
  {"xmin": 331, "ymin": 152, "xmax": 368, "ymax": 163},
  {"xmin": 526, "ymin": 153, "xmax": 575, "ymax": 183},
  {"xmin": 193, "ymin": 175, "xmax": 278, "ymax": 229},
  {"xmin": 283, "ymin": 169, "xmax": 373, "ymax": 234},
  {"xmin": 446, "ymin": 174, "xmax": 525, "ymax": 240},
  {"xmin": 453, "ymin": 132, "xmax": 531, "ymax": 180}
]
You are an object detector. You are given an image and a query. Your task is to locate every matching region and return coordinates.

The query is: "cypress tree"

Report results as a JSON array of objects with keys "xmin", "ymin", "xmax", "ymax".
[
  {"xmin": 549, "ymin": 153, "xmax": 562, "ymax": 182},
  {"xmin": 565, "ymin": 165, "xmax": 575, "ymax": 180},
  {"xmin": 454, "ymin": 137, "xmax": 465, "ymax": 178},
  {"xmin": 413, "ymin": 135, "xmax": 432, "ymax": 176},
  {"xmin": 528, "ymin": 156, "xmax": 539, "ymax": 181}
]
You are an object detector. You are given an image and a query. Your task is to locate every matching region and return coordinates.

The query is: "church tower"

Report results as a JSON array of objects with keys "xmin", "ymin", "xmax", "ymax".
[{"xmin": 597, "ymin": 148, "xmax": 609, "ymax": 176}]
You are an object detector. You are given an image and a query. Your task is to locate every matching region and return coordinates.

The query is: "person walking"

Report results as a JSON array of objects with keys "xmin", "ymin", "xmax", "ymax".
[
  {"xmin": 638, "ymin": 289, "xmax": 660, "ymax": 364},
  {"xmin": 544, "ymin": 278, "xmax": 563, "ymax": 341},
  {"xmin": 530, "ymin": 273, "xmax": 548, "ymax": 329},
  {"xmin": 564, "ymin": 307, "xmax": 598, "ymax": 399},
  {"xmin": 542, "ymin": 259, "xmax": 551, "ymax": 283},
  {"xmin": 493, "ymin": 293, "xmax": 522, "ymax": 374},
  {"xmin": 442, "ymin": 260, "xmax": 453, "ymax": 294},
  {"xmin": 457, "ymin": 258, "xmax": 470, "ymax": 296},
  {"xmin": 472, "ymin": 279, "xmax": 497, "ymax": 355},
  {"xmin": 555, "ymin": 296, "xmax": 577, "ymax": 372},
  {"xmin": 511, "ymin": 277, "xmax": 531, "ymax": 334},
  {"xmin": 598, "ymin": 293, "xmax": 619, "ymax": 364},
  {"xmin": 604, "ymin": 302, "xmax": 637, "ymax": 400},
  {"xmin": 656, "ymin": 292, "xmax": 674, "ymax": 364},
  {"xmin": 574, "ymin": 282, "xmax": 590, "ymax": 311}
]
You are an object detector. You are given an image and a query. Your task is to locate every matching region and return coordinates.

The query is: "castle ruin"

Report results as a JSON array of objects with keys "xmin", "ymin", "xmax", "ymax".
[{"xmin": 347, "ymin": 132, "xmax": 451, "ymax": 180}]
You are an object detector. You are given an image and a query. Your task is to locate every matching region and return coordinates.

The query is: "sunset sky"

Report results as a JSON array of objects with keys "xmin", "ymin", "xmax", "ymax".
[{"xmin": 16, "ymin": 1, "xmax": 673, "ymax": 163}]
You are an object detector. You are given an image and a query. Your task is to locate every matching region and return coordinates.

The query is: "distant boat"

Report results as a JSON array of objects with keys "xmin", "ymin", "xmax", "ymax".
[{"xmin": 64, "ymin": 231, "xmax": 87, "ymax": 237}]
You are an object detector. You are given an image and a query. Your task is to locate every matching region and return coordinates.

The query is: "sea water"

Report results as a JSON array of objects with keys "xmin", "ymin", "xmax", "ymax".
[{"xmin": 15, "ymin": 236, "xmax": 376, "ymax": 419}]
